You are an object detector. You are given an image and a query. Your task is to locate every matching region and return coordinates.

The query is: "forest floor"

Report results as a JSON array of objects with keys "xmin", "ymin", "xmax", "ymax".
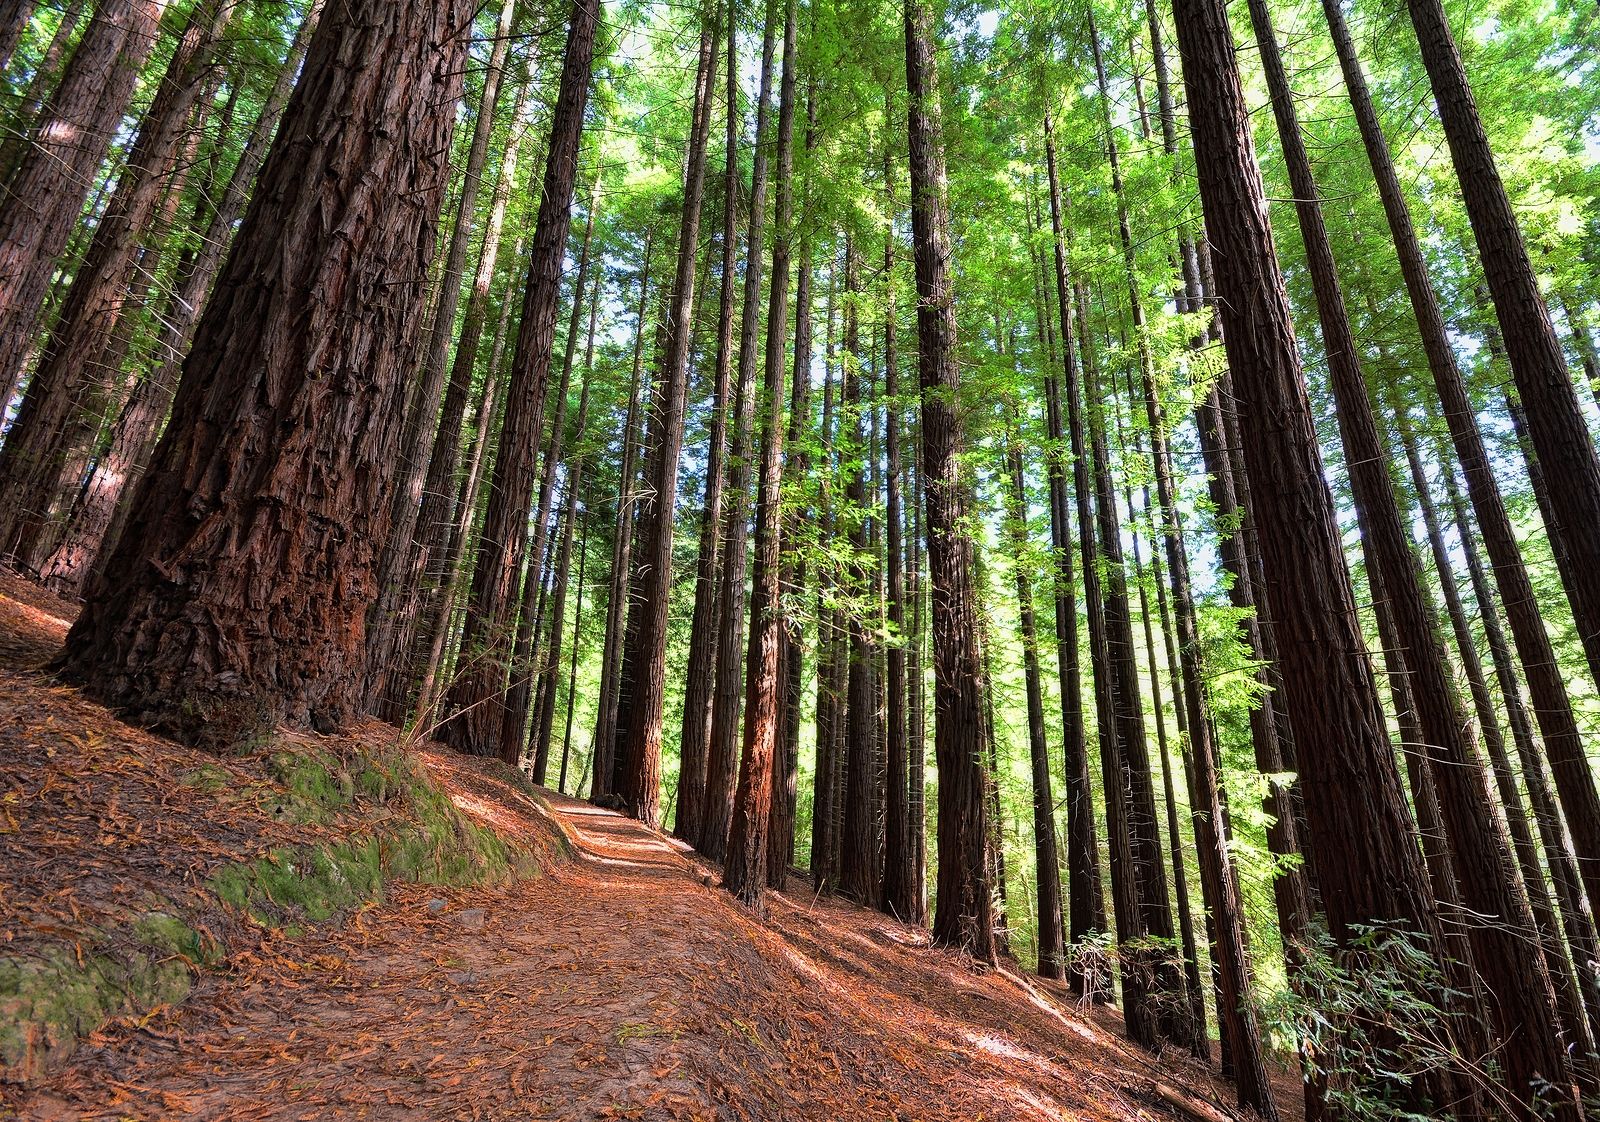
[{"xmin": 0, "ymin": 572, "xmax": 1303, "ymax": 1122}]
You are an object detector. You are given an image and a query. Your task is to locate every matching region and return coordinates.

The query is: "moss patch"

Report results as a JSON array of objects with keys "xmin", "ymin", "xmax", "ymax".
[
  {"xmin": 207, "ymin": 742, "xmax": 541, "ymax": 929},
  {"xmin": 0, "ymin": 910, "xmax": 215, "ymax": 1083}
]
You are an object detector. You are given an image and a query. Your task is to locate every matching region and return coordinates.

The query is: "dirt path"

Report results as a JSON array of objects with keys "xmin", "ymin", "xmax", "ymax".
[
  {"xmin": 16, "ymin": 789, "xmax": 1290, "ymax": 1122},
  {"xmin": 1, "ymin": 572, "xmax": 1293, "ymax": 1122}
]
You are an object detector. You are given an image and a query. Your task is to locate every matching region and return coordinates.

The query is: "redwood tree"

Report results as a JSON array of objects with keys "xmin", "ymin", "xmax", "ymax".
[{"xmin": 57, "ymin": 0, "xmax": 473, "ymax": 746}]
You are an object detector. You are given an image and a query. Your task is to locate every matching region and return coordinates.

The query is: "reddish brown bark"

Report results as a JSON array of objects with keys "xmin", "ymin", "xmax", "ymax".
[
  {"xmin": 439, "ymin": 0, "xmax": 600, "ymax": 761},
  {"xmin": 364, "ymin": 0, "xmax": 520, "ymax": 712},
  {"xmin": 37, "ymin": 4, "xmax": 319, "ymax": 595},
  {"xmin": 1169, "ymin": 0, "xmax": 1467, "ymax": 1111},
  {"xmin": 1405, "ymin": 0, "xmax": 1600, "ymax": 699},
  {"xmin": 615, "ymin": 0, "xmax": 720, "ymax": 823},
  {"xmin": 904, "ymin": 0, "xmax": 993, "ymax": 962},
  {"xmin": 698, "ymin": 0, "xmax": 779, "ymax": 855},
  {"xmin": 57, "ymin": 0, "xmax": 471, "ymax": 746},
  {"xmin": 673, "ymin": 10, "xmax": 732, "ymax": 844},
  {"xmin": 0, "ymin": 0, "xmax": 166, "ymax": 390}
]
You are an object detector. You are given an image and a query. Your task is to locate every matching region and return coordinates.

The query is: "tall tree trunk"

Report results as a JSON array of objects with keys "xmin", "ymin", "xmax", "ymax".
[
  {"xmin": 1442, "ymin": 430, "xmax": 1600, "ymax": 1048},
  {"xmin": 1002, "ymin": 422, "xmax": 1064, "ymax": 980},
  {"xmin": 673, "ymin": 10, "xmax": 732, "ymax": 843},
  {"xmin": 0, "ymin": 0, "xmax": 231, "ymax": 567},
  {"xmin": 879, "ymin": 123, "xmax": 915, "ymax": 920},
  {"xmin": 1395, "ymin": 400, "xmax": 1598, "ymax": 1076},
  {"xmin": 1168, "ymin": 0, "xmax": 1469, "ymax": 1112},
  {"xmin": 0, "ymin": 0, "xmax": 40, "ymax": 77},
  {"xmin": 558, "ymin": 508, "xmax": 589, "ymax": 796},
  {"xmin": 724, "ymin": 0, "xmax": 797, "ymax": 906},
  {"xmin": 58, "ymin": 0, "xmax": 471, "ymax": 747},
  {"xmin": 0, "ymin": 0, "xmax": 87, "ymax": 190},
  {"xmin": 365, "ymin": 0, "xmax": 520, "ymax": 706},
  {"xmin": 811, "ymin": 298, "xmax": 842, "ymax": 890},
  {"xmin": 1040, "ymin": 113, "xmax": 1109, "ymax": 1001},
  {"xmin": 615, "ymin": 0, "xmax": 719, "ymax": 823},
  {"xmin": 500, "ymin": 182, "xmax": 601, "ymax": 757},
  {"xmin": 586, "ymin": 239, "xmax": 652, "ymax": 800},
  {"xmin": 0, "ymin": 0, "xmax": 168, "ymax": 389},
  {"xmin": 904, "ymin": 0, "xmax": 993, "ymax": 961},
  {"xmin": 1322, "ymin": 0, "xmax": 1600, "ymax": 928},
  {"xmin": 439, "ymin": 0, "xmax": 601, "ymax": 761},
  {"xmin": 837, "ymin": 236, "xmax": 880, "ymax": 903},
  {"xmin": 699, "ymin": 0, "xmax": 779, "ymax": 853},
  {"xmin": 37, "ymin": 2, "xmax": 320, "ymax": 594},
  {"xmin": 1405, "ymin": 0, "xmax": 1600, "ymax": 695},
  {"xmin": 1250, "ymin": 0, "xmax": 1574, "ymax": 1110}
]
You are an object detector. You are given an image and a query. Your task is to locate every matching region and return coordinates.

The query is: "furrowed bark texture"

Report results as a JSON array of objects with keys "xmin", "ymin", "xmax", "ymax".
[{"xmin": 58, "ymin": 0, "xmax": 471, "ymax": 746}]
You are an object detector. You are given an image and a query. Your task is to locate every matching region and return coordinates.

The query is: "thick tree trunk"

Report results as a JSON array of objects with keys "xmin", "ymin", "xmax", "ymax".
[
  {"xmin": 0, "ymin": 0, "xmax": 167, "ymax": 390},
  {"xmin": 364, "ymin": 0, "xmax": 520, "ymax": 708},
  {"xmin": 0, "ymin": 0, "xmax": 39, "ymax": 74},
  {"xmin": 58, "ymin": 0, "xmax": 470, "ymax": 746},
  {"xmin": 904, "ymin": 0, "xmax": 993, "ymax": 962},
  {"xmin": 673, "ymin": 11, "xmax": 732, "ymax": 844},
  {"xmin": 1169, "ymin": 0, "xmax": 1469, "ymax": 1112},
  {"xmin": 439, "ymin": 0, "xmax": 600, "ymax": 760},
  {"xmin": 1322, "ymin": 0, "xmax": 1600, "ymax": 928},
  {"xmin": 698, "ymin": 0, "xmax": 779, "ymax": 853},
  {"xmin": 1406, "ymin": 0, "xmax": 1600, "ymax": 696},
  {"xmin": 1251, "ymin": 0, "xmax": 1574, "ymax": 1110},
  {"xmin": 615, "ymin": 0, "xmax": 719, "ymax": 823},
  {"xmin": 37, "ymin": 3, "xmax": 319, "ymax": 595}
]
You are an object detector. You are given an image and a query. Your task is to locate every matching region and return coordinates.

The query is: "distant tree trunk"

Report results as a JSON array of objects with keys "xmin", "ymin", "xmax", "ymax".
[
  {"xmin": 439, "ymin": 0, "xmax": 600, "ymax": 761},
  {"xmin": 532, "ymin": 455, "xmax": 585, "ymax": 783},
  {"xmin": 58, "ymin": 0, "xmax": 470, "ymax": 747},
  {"xmin": 1040, "ymin": 113, "xmax": 1108, "ymax": 1001},
  {"xmin": 0, "ymin": 0, "xmax": 167, "ymax": 388},
  {"xmin": 906, "ymin": 423, "xmax": 927, "ymax": 926},
  {"xmin": 879, "ymin": 127, "xmax": 915, "ymax": 921},
  {"xmin": 558, "ymin": 509, "xmax": 589, "ymax": 796},
  {"xmin": 38, "ymin": 3, "xmax": 320, "ymax": 594},
  {"xmin": 0, "ymin": 0, "xmax": 233, "ymax": 568},
  {"xmin": 904, "ymin": 0, "xmax": 994, "ymax": 961},
  {"xmin": 1405, "ymin": 0, "xmax": 1600, "ymax": 697},
  {"xmin": 0, "ymin": 0, "xmax": 39, "ymax": 77},
  {"xmin": 1322, "ymin": 0, "xmax": 1600, "ymax": 927},
  {"xmin": 1170, "ymin": 0, "xmax": 1475, "ymax": 1112},
  {"xmin": 673, "ymin": 11, "xmax": 732, "ymax": 843},
  {"xmin": 414, "ymin": 239, "xmax": 523, "ymax": 725},
  {"xmin": 587, "ymin": 239, "xmax": 652, "ymax": 800},
  {"xmin": 837, "ymin": 236, "xmax": 881, "ymax": 903},
  {"xmin": 364, "ymin": 0, "xmax": 519, "ymax": 708},
  {"xmin": 724, "ymin": 0, "xmax": 797, "ymax": 906},
  {"xmin": 765, "ymin": 50, "xmax": 811, "ymax": 894},
  {"xmin": 1077, "ymin": 275, "xmax": 1185, "ymax": 1050},
  {"xmin": 1395, "ymin": 401, "xmax": 1598, "ymax": 1075},
  {"xmin": 699, "ymin": 0, "xmax": 779, "ymax": 853},
  {"xmin": 501, "ymin": 183, "xmax": 601, "ymax": 758},
  {"xmin": 811, "ymin": 305, "xmax": 842, "ymax": 891},
  {"xmin": 0, "ymin": 0, "xmax": 87, "ymax": 188},
  {"xmin": 1002, "ymin": 421, "xmax": 1064, "ymax": 980},
  {"xmin": 615, "ymin": 0, "xmax": 719, "ymax": 824}
]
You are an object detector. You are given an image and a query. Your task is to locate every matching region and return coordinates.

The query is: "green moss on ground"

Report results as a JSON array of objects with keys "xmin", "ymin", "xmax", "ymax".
[
  {"xmin": 0, "ymin": 911, "xmax": 218, "ymax": 1083},
  {"xmin": 6, "ymin": 736, "xmax": 549, "ymax": 1086}
]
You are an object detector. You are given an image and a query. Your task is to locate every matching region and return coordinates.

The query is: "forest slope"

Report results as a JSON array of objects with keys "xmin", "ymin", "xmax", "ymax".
[{"xmin": 0, "ymin": 576, "xmax": 1291, "ymax": 1121}]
